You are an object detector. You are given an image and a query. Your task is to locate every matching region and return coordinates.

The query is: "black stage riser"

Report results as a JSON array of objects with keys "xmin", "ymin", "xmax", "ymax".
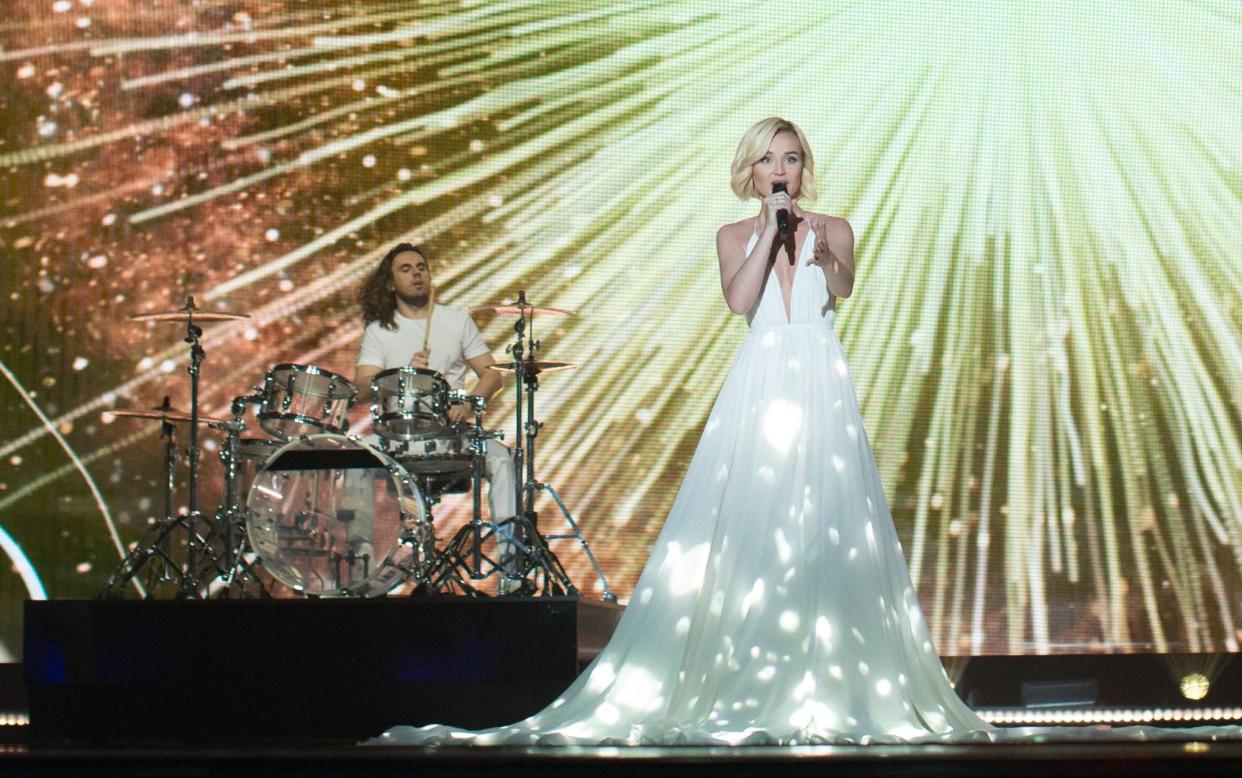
[{"xmin": 23, "ymin": 598, "xmax": 621, "ymax": 742}]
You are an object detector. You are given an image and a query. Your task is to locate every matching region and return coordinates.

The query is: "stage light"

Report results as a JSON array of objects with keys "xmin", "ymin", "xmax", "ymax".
[{"xmin": 1180, "ymin": 673, "xmax": 1211, "ymax": 701}]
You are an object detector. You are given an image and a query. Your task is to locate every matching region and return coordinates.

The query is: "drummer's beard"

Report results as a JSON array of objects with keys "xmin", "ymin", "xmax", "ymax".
[{"xmin": 394, "ymin": 289, "xmax": 430, "ymax": 310}]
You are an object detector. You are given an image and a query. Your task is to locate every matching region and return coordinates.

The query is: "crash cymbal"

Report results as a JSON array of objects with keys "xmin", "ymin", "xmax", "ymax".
[
  {"xmin": 469, "ymin": 303, "xmax": 573, "ymax": 318},
  {"xmin": 130, "ymin": 296, "xmax": 250, "ymax": 322},
  {"xmin": 107, "ymin": 406, "xmax": 230, "ymax": 425},
  {"xmin": 486, "ymin": 360, "xmax": 577, "ymax": 375}
]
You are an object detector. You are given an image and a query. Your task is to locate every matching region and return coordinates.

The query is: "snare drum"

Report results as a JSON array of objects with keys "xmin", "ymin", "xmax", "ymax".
[
  {"xmin": 370, "ymin": 367, "xmax": 451, "ymax": 441},
  {"xmin": 258, "ymin": 364, "xmax": 357, "ymax": 440},
  {"xmin": 245, "ymin": 434, "xmax": 433, "ymax": 596},
  {"xmin": 387, "ymin": 427, "xmax": 475, "ymax": 495}
]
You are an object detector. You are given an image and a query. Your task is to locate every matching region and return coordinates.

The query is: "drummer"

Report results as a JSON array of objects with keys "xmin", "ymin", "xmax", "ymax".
[{"xmin": 354, "ymin": 242, "xmax": 516, "ymax": 532}]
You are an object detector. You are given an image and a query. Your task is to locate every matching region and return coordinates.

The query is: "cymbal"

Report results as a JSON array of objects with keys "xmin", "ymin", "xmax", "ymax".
[
  {"xmin": 106, "ymin": 406, "xmax": 230, "ymax": 425},
  {"xmin": 486, "ymin": 360, "xmax": 577, "ymax": 375},
  {"xmin": 469, "ymin": 303, "xmax": 574, "ymax": 318},
  {"xmin": 130, "ymin": 297, "xmax": 250, "ymax": 322}
]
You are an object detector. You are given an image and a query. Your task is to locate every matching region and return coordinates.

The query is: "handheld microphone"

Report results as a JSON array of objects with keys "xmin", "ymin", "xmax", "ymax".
[{"xmin": 771, "ymin": 182, "xmax": 790, "ymax": 241}]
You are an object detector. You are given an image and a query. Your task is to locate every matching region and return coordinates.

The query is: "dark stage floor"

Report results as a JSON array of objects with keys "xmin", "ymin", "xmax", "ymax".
[{"xmin": 4, "ymin": 738, "xmax": 1242, "ymax": 778}]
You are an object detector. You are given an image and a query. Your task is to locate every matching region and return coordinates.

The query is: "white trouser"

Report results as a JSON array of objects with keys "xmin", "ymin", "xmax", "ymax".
[{"xmin": 483, "ymin": 438, "xmax": 516, "ymax": 523}]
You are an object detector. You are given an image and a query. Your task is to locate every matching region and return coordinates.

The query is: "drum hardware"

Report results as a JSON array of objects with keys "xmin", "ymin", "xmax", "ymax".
[
  {"xmin": 207, "ymin": 392, "xmax": 271, "ymax": 595},
  {"xmin": 102, "ymin": 298, "xmax": 250, "ymax": 599},
  {"xmin": 476, "ymin": 291, "xmax": 614, "ymax": 602},
  {"xmin": 423, "ymin": 394, "xmax": 540, "ymax": 596}
]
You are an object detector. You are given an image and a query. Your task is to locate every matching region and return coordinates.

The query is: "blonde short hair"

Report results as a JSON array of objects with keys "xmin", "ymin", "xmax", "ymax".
[{"xmin": 730, "ymin": 117, "xmax": 817, "ymax": 201}]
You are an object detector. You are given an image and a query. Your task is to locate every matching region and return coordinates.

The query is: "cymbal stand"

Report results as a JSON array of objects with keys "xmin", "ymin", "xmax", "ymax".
[
  {"xmin": 206, "ymin": 393, "xmax": 270, "ymax": 595},
  {"xmin": 505, "ymin": 291, "xmax": 615, "ymax": 601},
  {"xmin": 102, "ymin": 398, "xmax": 196, "ymax": 596},
  {"xmin": 424, "ymin": 395, "xmax": 528, "ymax": 594},
  {"xmin": 101, "ymin": 298, "xmax": 220, "ymax": 598}
]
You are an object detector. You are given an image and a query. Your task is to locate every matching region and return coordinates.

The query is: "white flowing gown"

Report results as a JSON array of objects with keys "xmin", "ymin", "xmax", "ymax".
[{"xmin": 376, "ymin": 231, "xmax": 1240, "ymax": 746}]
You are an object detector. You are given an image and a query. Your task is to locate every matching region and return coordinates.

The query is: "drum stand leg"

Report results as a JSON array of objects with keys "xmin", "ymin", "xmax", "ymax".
[
  {"xmin": 101, "ymin": 403, "xmax": 205, "ymax": 598},
  {"xmin": 529, "ymin": 482, "xmax": 615, "ymax": 603}
]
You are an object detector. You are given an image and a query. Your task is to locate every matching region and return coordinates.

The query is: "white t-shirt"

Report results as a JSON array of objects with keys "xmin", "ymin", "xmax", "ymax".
[{"xmin": 356, "ymin": 306, "xmax": 490, "ymax": 390}]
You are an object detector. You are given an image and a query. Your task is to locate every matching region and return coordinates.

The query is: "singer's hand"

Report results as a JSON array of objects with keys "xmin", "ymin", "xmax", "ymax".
[
  {"xmin": 408, "ymin": 349, "xmax": 429, "ymax": 369},
  {"xmin": 805, "ymin": 214, "xmax": 834, "ymax": 268},
  {"xmin": 759, "ymin": 192, "xmax": 791, "ymax": 234}
]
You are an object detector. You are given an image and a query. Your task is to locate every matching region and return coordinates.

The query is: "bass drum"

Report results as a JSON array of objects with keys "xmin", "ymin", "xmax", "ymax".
[{"xmin": 245, "ymin": 434, "xmax": 433, "ymax": 596}]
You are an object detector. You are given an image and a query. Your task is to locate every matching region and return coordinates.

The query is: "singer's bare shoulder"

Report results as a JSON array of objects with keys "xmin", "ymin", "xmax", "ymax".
[{"xmin": 715, "ymin": 217, "xmax": 760, "ymax": 254}]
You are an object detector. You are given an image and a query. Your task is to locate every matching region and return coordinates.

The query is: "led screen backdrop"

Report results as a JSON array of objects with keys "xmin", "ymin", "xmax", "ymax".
[{"xmin": 1, "ymin": 1, "xmax": 1241, "ymax": 659}]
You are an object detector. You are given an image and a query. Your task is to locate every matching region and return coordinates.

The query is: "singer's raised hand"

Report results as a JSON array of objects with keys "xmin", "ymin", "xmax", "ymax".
[{"xmin": 806, "ymin": 214, "xmax": 833, "ymax": 267}]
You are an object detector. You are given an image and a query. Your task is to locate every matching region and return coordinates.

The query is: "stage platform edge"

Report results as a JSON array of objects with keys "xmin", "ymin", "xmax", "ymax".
[{"xmin": 22, "ymin": 596, "xmax": 623, "ymax": 742}]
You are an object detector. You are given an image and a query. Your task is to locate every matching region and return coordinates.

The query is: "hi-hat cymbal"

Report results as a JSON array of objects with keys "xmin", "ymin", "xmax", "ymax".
[
  {"xmin": 469, "ymin": 303, "xmax": 574, "ymax": 318},
  {"xmin": 107, "ymin": 406, "xmax": 229, "ymax": 425},
  {"xmin": 130, "ymin": 296, "xmax": 250, "ymax": 323},
  {"xmin": 486, "ymin": 360, "xmax": 577, "ymax": 375}
]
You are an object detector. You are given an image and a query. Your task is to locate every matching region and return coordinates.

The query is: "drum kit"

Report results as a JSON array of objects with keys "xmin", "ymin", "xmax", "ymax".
[{"xmin": 102, "ymin": 294, "xmax": 614, "ymax": 602}]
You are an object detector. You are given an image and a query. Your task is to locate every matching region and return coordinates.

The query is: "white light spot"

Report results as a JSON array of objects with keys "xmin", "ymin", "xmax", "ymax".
[
  {"xmin": 397, "ymin": 168, "xmax": 412, "ymax": 182},
  {"xmin": 667, "ymin": 542, "xmax": 709, "ymax": 596},
  {"xmin": 264, "ymin": 228, "xmax": 280, "ymax": 242},
  {"xmin": 278, "ymin": 279, "xmax": 294, "ymax": 292},
  {"xmin": 757, "ymin": 465, "xmax": 775, "ymax": 484},
  {"xmin": 757, "ymin": 665, "xmax": 776, "ymax": 681},
  {"xmin": 562, "ymin": 264, "xmax": 582, "ymax": 280},
  {"xmin": 46, "ymin": 81, "xmax": 64, "ymax": 98},
  {"xmin": 17, "ymin": 63, "xmax": 36, "ymax": 78},
  {"xmin": 53, "ymin": 1, "xmax": 71, "ymax": 12},
  {"xmin": 75, "ymin": 16, "xmax": 91, "ymax": 28},
  {"xmin": 594, "ymin": 701, "xmax": 620, "ymax": 724},
  {"xmin": 815, "ymin": 616, "xmax": 833, "ymax": 647},
  {"xmin": 848, "ymin": 546, "xmax": 859, "ymax": 560},
  {"xmin": 75, "ymin": 561, "xmax": 92, "ymax": 574},
  {"xmin": 846, "ymin": 423, "xmax": 858, "ymax": 440},
  {"xmin": 858, "ymin": 661, "xmax": 870, "ymax": 676},
  {"xmin": 178, "ymin": 93, "xmax": 195, "ymax": 108},
  {"xmin": 829, "ymin": 664, "xmax": 843, "ymax": 679},
  {"xmin": 832, "ymin": 454, "xmax": 846, "ymax": 473},
  {"xmin": 761, "ymin": 398, "xmax": 802, "ymax": 455},
  {"xmin": 828, "ymin": 527, "xmax": 840, "ymax": 545},
  {"xmin": 835, "ymin": 358, "xmax": 849, "ymax": 377},
  {"xmin": 774, "ymin": 528, "xmax": 791, "ymax": 564},
  {"xmin": 779, "ymin": 610, "xmax": 800, "ymax": 632},
  {"xmin": 586, "ymin": 662, "xmax": 615, "ymax": 693},
  {"xmin": 362, "ymin": 154, "xmax": 377, "ymax": 168},
  {"xmin": 159, "ymin": 360, "xmax": 176, "ymax": 374},
  {"xmin": 243, "ymin": 328, "xmax": 259, "ymax": 341},
  {"xmin": 469, "ymin": 139, "xmax": 485, "ymax": 152},
  {"xmin": 740, "ymin": 578, "xmax": 765, "ymax": 618},
  {"xmin": 876, "ymin": 678, "xmax": 892, "ymax": 697},
  {"xmin": 675, "ymin": 616, "xmax": 691, "ymax": 635},
  {"xmin": 639, "ymin": 587, "xmax": 653, "ymax": 605},
  {"xmin": 71, "ymin": 357, "xmax": 88, "ymax": 371},
  {"xmin": 351, "ymin": 78, "xmax": 366, "ymax": 91}
]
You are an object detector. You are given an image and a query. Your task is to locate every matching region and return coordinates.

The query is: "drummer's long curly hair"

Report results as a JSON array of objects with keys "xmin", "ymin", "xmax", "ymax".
[{"xmin": 358, "ymin": 242, "xmax": 428, "ymax": 330}]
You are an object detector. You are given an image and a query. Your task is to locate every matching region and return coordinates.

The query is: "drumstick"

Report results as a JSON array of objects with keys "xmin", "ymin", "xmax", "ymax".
[{"xmin": 421, "ymin": 286, "xmax": 435, "ymax": 357}]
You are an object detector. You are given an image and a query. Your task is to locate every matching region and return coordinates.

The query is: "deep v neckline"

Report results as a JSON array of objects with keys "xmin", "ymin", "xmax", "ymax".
[{"xmin": 763, "ymin": 223, "xmax": 813, "ymax": 324}]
